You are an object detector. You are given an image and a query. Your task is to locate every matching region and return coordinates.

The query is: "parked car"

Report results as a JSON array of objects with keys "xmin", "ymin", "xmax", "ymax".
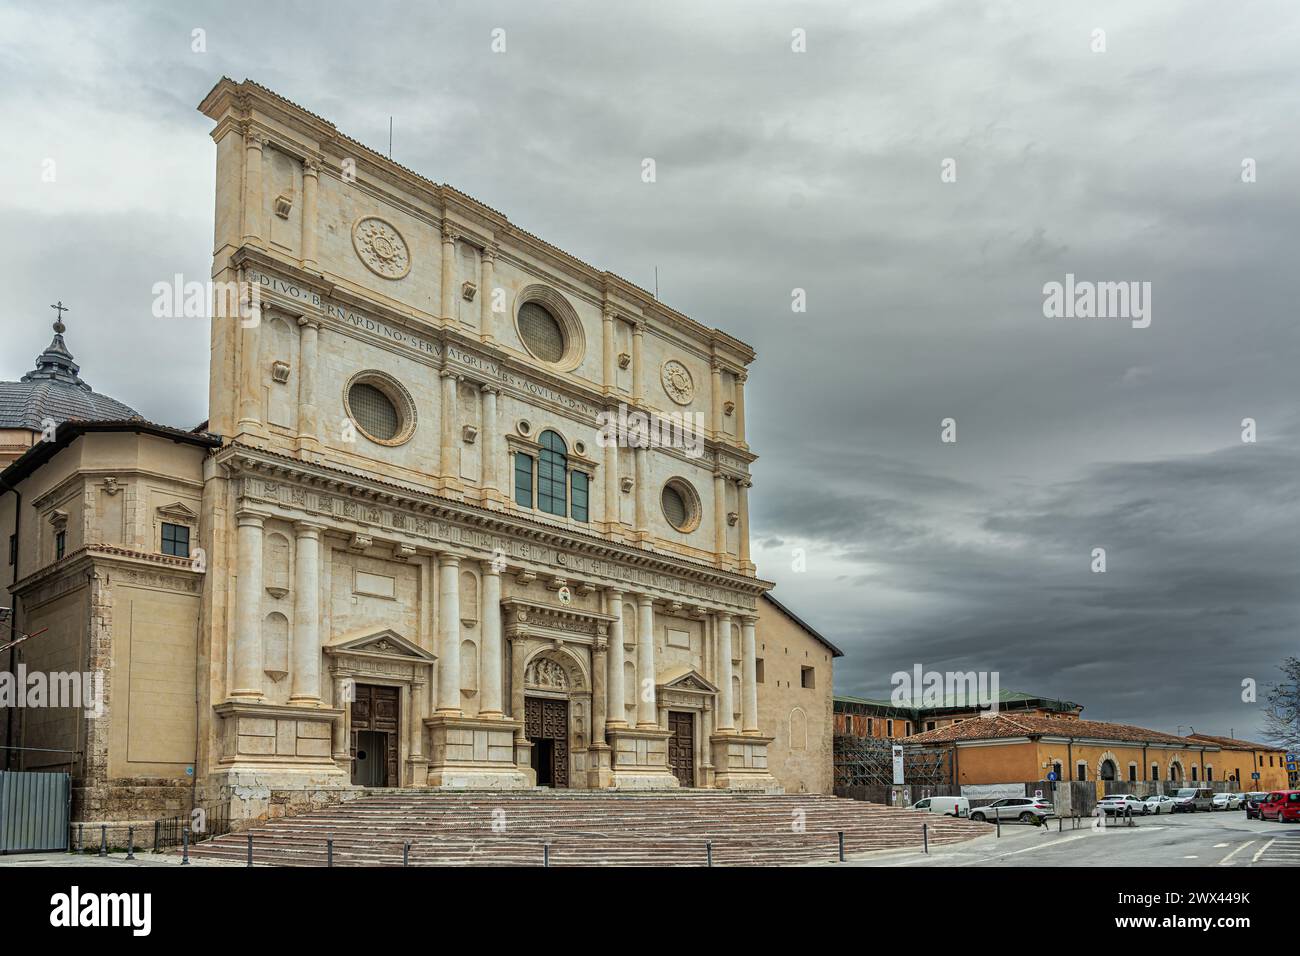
[
  {"xmin": 1171, "ymin": 788, "xmax": 1215, "ymax": 812},
  {"xmin": 1098, "ymin": 795, "xmax": 1148, "ymax": 816},
  {"xmin": 968, "ymin": 797, "xmax": 1055, "ymax": 824},
  {"xmin": 1259, "ymin": 791, "xmax": 1300, "ymax": 823},
  {"xmin": 906, "ymin": 796, "xmax": 970, "ymax": 818},
  {"xmin": 1143, "ymin": 794, "xmax": 1176, "ymax": 815},
  {"xmin": 1212, "ymin": 792, "xmax": 1243, "ymax": 810},
  {"xmin": 1244, "ymin": 792, "xmax": 1271, "ymax": 819}
]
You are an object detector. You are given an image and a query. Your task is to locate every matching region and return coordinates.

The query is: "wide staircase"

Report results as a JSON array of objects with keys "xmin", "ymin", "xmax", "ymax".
[{"xmin": 186, "ymin": 791, "xmax": 987, "ymax": 866}]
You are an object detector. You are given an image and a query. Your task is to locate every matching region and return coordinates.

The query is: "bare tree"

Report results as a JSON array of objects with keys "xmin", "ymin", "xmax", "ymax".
[{"xmin": 1262, "ymin": 656, "xmax": 1300, "ymax": 751}]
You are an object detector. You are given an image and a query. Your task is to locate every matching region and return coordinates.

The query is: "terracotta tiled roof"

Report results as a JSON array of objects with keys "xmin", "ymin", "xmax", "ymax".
[
  {"xmin": 903, "ymin": 713, "xmax": 1187, "ymax": 746},
  {"xmin": 1187, "ymin": 733, "xmax": 1282, "ymax": 752}
]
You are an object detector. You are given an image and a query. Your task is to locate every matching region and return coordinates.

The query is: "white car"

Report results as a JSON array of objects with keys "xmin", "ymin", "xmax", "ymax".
[
  {"xmin": 1098, "ymin": 794, "xmax": 1148, "ymax": 816},
  {"xmin": 1143, "ymin": 794, "xmax": 1176, "ymax": 815},
  {"xmin": 969, "ymin": 797, "xmax": 1054, "ymax": 824},
  {"xmin": 1212, "ymin": 792, "xmax": 1243, "ymax": 810}
]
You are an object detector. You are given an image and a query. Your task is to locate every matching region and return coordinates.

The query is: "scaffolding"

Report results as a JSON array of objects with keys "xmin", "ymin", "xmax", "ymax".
[{"xmin": 833, "ymin": 733, "xmax": 954, "ymax": 790}]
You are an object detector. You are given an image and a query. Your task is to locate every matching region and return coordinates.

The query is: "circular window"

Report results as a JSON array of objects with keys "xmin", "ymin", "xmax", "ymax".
[
  {"xmin": 661, "ymin": 479, "xmax": 701, "ymax": 533},
  {"xmin": 512, "ymin": 285, "xmax": 585, "ymax": 370},
  {"xmin": 344, "ymin": 371, "xmax": 417, "ymax": 446},
  {"xmin": 518, "ymin": 302, "xmax": 565, "ymax": 362}
]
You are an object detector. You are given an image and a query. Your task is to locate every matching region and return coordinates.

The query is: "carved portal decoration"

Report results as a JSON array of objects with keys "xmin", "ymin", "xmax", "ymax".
[
  {"xmin": 352, "ymin": 216, "xmax": 411, "ymax": 279},
  {"xmin": 525, "ymin": 658, "xmax": 570, "ymax": 691},
  {"xmin": 660, "ymin": 359, "xmax": 695, "ymax": 405}
]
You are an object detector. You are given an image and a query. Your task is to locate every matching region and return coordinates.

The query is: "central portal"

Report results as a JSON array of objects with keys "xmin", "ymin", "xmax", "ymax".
[
  {"xmin": 525, "ymin": 697, "xmax": 569, "ymax": 788},
  {"xmin": 668, "ymin": 711, "xmax": 695, "ymax": 787},
  {"xmin": 351, "ymin": 684, "xmax": 399, "ymax": 787}
]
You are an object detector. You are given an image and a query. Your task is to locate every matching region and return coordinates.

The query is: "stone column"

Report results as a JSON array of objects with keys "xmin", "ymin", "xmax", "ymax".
[
  {"xmin": 435, "ymin": 554, "xmax": 461, "ymax": 715},
  {"xmin": 289, "ymin": 522, "xmax": 322, "ymax": 704},
  {"xmin": 738, "ymin": 478, "xmax": 752, "ymax": 570},
  {"xmin": 409, "ymin": 680, "xmax": 426, "ymax": 760},
  {"xmin": 301, "ymin": 157, "xmax": 320, "ymax": 270},
  {"xmin": 440, "ymin": 222, "xmax": 457, "ymax": 323},
  {"xmin": 440, "ymin": 370, "xmax": 461, "ymax": 483},
  {"xmin": 740, "ymin": 615, "xmax": 759, "ymax": 734},
  {"xmin": 237, "ymin": 298, "xmax": 263, "ymax": 430},
  {"xmin": 602, "ymin": 305, "xmax": 616, "ymax": 394},
  {"xmin": 605, "ymin": 589, "xmax": 626, "ymax": 728},
  {"xmin": 713, "ymin": 469, "xmax": 727, "ymax": 564},
  {"xmin": 715, "ymin": 611, "xmax": 734, "ymax": 733},
  {"xmin": 631, "ymin": 321, "xmax": 645, "ymax": 403},
  {"xmin": 232, "ymin": 512, "xmax": 265, "ymax": 699},
  {"xmin": 592, "ymin": 633, "xmax": 608, "ymax": 741},
  {"xmin": 479, "ymin": 244, "xmax": 497, "ymax": 343},
  {"xmin": 735, "ymin": 370, "xmax": 748, "ymax": 446},
  {"xmin": 509, "ymin": 634, "xmax": 527, "ymax": 734},
  {"xmin": 604, "ymin": 429, "xmax": 620, "ymax": 528},
  {"xmin": 332, "ymin": 674, "xmax": 352, "ymax": 763},
  {"xmin": 296, "ymin": 318, "xmax": 320, "ymax": 450},
  {"xmin": 710, "ymin": 359, "xmax": 723, "ymax": 438},
  {"xmin": 479, "ymin": 559, "xmax": 503, "ymax": 716},
  {"xmin": 241, "ymin": 129, "xmax": 265, "ymax": 247},
  {"xmin": 480, "ymin": 385, "xmax": 499, "ymax": 496},
  {"xmin": 636, "ymin": 595, "xmax": 657, "ymax": 728},
  {"xmin": 634, "ymin": 445, "xmax": 648, "ymax": 537}
]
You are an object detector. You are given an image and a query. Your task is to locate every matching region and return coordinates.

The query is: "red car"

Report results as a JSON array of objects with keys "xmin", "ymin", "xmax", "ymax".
[{"xmin": 1258, "ymin": 790, "xmax": 1300, "ymax": 823}]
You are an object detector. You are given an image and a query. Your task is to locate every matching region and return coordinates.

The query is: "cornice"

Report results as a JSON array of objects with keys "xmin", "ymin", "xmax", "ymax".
[{"xmin": 217, "ymin": 442, "xmax": 772, "ymax": 600}]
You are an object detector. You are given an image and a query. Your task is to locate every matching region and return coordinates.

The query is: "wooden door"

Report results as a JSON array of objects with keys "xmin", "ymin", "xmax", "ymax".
[
  {"xmin": 668, "ymin": 711, "xmax": 695, "ymax": 787},
  {"xmin": 351, "ymin": 684, "xmax": 400, "ymax": 787},
  {"xmin": 525, "ymin": 697, "xmax": 569, "ymax": 788}
]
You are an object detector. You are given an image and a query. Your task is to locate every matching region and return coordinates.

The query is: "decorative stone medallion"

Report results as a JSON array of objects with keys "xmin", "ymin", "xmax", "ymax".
[
  {"xmin": 352, "ymin": 216, "xmax": 411, "ymax": 279},
  {"xmin": 660, "ymin": 359, "xmax": 695, "ymax": 405}
]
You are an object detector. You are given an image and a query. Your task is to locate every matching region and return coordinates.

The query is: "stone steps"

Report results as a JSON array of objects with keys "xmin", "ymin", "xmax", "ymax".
[{"xmin": 188, "ymin": 791, "xmax": 986, "ymax": 866}]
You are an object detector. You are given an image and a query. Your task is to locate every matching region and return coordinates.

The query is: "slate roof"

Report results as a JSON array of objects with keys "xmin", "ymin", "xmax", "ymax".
[
  {"xmin": 903, "ymin": 713, "xmax": 1188, "ymax": 746},
  {"xmin": 1, "ymin": 319, "xmax": 139, "ymax": 430}
]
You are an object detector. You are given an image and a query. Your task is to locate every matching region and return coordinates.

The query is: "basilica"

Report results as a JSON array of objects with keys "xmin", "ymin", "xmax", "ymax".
[{"xmin": 0, "ymin": 78, "xmax": 839, "ymax": 824}]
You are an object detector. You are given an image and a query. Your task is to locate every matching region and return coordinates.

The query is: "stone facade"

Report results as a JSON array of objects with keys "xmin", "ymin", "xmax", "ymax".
[{"xmin": 0, "ymin": 78, "xmax": 846, "ymax": 823}]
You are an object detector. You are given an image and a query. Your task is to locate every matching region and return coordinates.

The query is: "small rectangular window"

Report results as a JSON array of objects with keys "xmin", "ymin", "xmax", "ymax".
[
  {"xmin": 867, "ymin": 718, "xmax": 873, "ymax": 735},
  {"xmin": 54, "ymin": 530, "xmax": 66, "ymax": 561},
  {"xmin": 1152, "ymin": 764, "xmax": 1160, "ymax": 781},
  {"xmin": 161, "ymin": 522, "xmax": 190, "ymax": 557},
  {"xmin": 755, "ymin": 658, "xmax": 764, "ymax": 683},
  {"xmin": 905, "ymin": 721, "xmax": 912, "ymax": 736},
  {"xmin": 925, "ymin": 721, "xmax": 936, "ymax": 731},
  {"xmin": 514, "ymin": 454, "xmax": 534, "ymax": 508},
  {"xmin": 886, "ymin": 719, "xmax": 894, "ymax": 737},
  {"xmin": 571, "ymin": 471, "xmax": 589, "ymax": 522},
  {"xmin": 1128, "ymin": 765, "xmax": 1137, "ymax": 782},
  {"xmin": 800, "ymin": 665, "xmax": 814, "ymax": 689}
]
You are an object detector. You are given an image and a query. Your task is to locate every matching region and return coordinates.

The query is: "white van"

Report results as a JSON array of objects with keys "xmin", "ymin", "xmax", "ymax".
[{"xmin": 907, "ymin": 796, "xmax": 970, "ymax": 818}]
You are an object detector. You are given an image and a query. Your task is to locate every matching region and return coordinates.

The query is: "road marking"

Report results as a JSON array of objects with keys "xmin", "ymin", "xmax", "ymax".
[
  {"xmin": 1252, "ymin": 839, "xmax": 1275, "ymax": 863},
  {"xmin": 1219, "ymin": 841, "xmax": 1255, "ymax": 866},
  {"xmin": 1214, "ymin": 843, "xmax": 1229, "ymax": 848},
  {"xmin": 1183, "ymin": 855, "xmax": 1198, "ymax": 859}
]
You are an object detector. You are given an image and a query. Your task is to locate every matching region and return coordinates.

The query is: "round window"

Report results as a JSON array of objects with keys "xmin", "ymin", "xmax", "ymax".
[
  {"xmin": 344, "ymin": 372, "xmax": 416, "ymax": 445},
  {"xmin": 518, "ymin": 302, "xmax": 565, "ymax": 363},
  {"xmin": 661, "ymin": 480, "xmax": 700, "ymax": 533}
]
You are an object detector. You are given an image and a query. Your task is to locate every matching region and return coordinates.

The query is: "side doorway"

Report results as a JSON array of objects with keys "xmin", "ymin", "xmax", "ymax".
[{"xmin": 351, "ymin": 684, "xmax": 400, "ymax": 787}]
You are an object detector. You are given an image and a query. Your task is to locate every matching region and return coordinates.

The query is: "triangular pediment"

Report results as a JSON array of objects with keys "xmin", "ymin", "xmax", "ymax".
[
  {"xmin": 156, "ymin": 501, "xmax": 199, "ymax": 520},
  {"xmin": 326, "ymin": 628, "xmax": 436, "ymax": 661},
  {"xmin": 657, "ymin": 664, "xmax": 718, "ymax": 694}
]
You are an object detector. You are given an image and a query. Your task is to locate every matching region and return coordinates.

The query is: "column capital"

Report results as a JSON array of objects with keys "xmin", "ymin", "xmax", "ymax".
[
  {"xmin": 482, "ymin": 241, "xmax": 499, "ymax": 264},
  {"xmin": 635, "ymin": 592, "xmax": 655, "ymax": 608},
  {"xmin": 737, "ymin": 614, "xmax": 757, "ymax": 627},
  {"xmin": 441, "ymin": 221, "xmax": 458, "ymax": 243},
  {"xmin": 234, "ymin": 510, "xmax": 266, "ymax": 527},
  {"xmin": 437, "ymin": 552, "xmax": 462, "ymax": 569},
  {"xmin": 303, "ymin": 156, "xmax": 322, "ymax": 176},
  {"xmin": 480, "ymin": 556, "xmax": 503, "ymax": 576},
  {"xmin": 297, "ymin": 315, "xmax": 320, "ymax": 330},
  {"xmin": 480, "ymin": 383, "xmax": 500, "ymax": 396},
  {"xmin": 292, "ymin": 520, "xmax": 326, "ymax": 537},
  {"xmin": 736, "ymin": 370, "xmax": 748, "ymax": 384},
  {"xmin": 440, "ymin": 368, "xmax": 463, "ymax": 382}
]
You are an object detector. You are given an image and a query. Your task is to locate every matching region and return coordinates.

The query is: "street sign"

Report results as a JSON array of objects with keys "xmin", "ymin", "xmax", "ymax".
[
  {"xmin": 1047, "ymin": 771, "xmax": 1058, "ymax": 781},
  {"xmin": 891, "ymin": 745, "xmax": 904, "ymax": 785},
  {"xmin": 1252, "ymin": 772, "xmax": 1261, "ymax": 780},
  {"xmin": 1034, "ymin": 789, "xmax": 1043, "ymax": 799}
]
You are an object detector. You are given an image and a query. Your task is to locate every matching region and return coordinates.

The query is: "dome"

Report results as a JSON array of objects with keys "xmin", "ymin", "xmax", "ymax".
[{"xmin": 0, "ymin": 312, "xmax": 139, "ymax": 431}]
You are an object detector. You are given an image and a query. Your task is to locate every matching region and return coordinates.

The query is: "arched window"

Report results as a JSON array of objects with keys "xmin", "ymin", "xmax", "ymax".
[
  {"xmin": 537, "ymin": 430, "xmax": 568, "ymax": 517},
  {"xmin": 1100, "ymin": 759, "xmax": 1117, "ymax": 781}
]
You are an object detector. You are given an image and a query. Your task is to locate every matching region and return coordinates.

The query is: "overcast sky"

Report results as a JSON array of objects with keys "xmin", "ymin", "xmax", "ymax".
[{"xmin": 2, "ymin": 1, "xmax": 1297, "ymax": 741}]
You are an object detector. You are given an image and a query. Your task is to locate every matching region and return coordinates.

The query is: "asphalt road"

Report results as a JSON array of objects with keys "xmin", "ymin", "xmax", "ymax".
[{"xmin": 849, "ymin": 811, "xmax": 1300, "ymax": 867}]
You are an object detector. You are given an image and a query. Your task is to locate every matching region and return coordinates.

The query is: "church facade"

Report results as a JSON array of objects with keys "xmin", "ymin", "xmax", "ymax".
[{"xmin": 0, "ymin": 78, "xmax": 840, "ymax": 823}]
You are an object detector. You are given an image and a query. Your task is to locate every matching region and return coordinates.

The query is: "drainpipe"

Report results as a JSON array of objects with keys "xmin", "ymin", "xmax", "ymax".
[{"xmin": 2, "ymin": 480, "xmax": 20, "ymax": 771}]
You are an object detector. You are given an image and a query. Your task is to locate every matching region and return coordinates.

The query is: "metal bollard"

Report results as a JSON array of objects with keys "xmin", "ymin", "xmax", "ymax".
[
  {"xmin": 77, "ymin": 823, "xmax": 84, "ymax": 853},
  {"xmin": 543, "ymin": 843, "xmax": 550, "ymax": 868},
  {"xmin": 996, "ymin": 815, "xmax": 1001, "ymax": 838},
  {"xmin": 706, "ymin": 841, "xmax": 712, "ymax": 867},
  {"xmin": 99, "ymin": 825, "xmax": 108, "ymax": 857},
  {"xmin": 126, "ymin": 826, "xmax": 135, "ymax": 861},
  {"xmin": 923, "ymin": 823, "xmax": 929, "ymax": 854},
  {"xmin": 838, "ymin": 830, "xmax": 845, "ymax": 862},
  {"xmin": 327, "ymin": 838, "xmax": 333, "ymax": 867},
  {"xmin": 1058, "ymin": 816, "xmax": 1063, "ymax": 833},
  {"xmin": 154, "ymin": 820, "xmax": 161, "ymax": 853},
  {"xmin": 246, "ymin": 832, "xmax": 253, "ymax": 867},
  {"xmin": 181, "ymin": 827, "xmax": 190, "ymax": 865},
  {"xmin": 403, "ymin": 841, "xmax": 410, "ymax": 866}
]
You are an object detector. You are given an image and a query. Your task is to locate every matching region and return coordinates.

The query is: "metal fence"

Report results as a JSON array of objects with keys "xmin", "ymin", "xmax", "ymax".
[
  {"xmin": 0, "ymin": 770, "xmax": 70, "ymax": 853},
  {"xmin": 66, "ymin": 803, "xmax": 232, "ymax": 855}
]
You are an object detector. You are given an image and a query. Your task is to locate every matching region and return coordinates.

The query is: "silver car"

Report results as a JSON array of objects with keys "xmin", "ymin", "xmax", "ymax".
[
  {"xmin": 1212, "ymin": 792, "xmax": 1244, "ymax": 810},
  {"xmin": 969, "ymin": 797, "xmax": 1055, "ymax": 824}
]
